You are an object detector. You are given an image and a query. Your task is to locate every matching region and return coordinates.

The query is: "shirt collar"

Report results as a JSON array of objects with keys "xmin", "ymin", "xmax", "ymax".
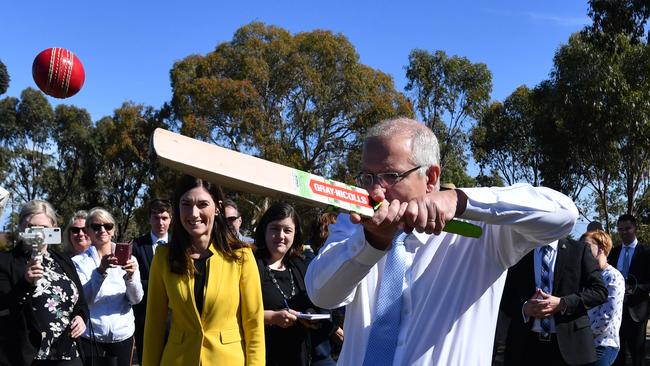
[
  {"xmin": 536, "ymin": 240, "xmax": 559, "ymax": 253},
  {"xmin": 623, "ymin": 238, "xmax": 638, "ymax": 249},
  {"xmin": 151, "ymin": 232, "xmax": 168, "ymax": 244}
]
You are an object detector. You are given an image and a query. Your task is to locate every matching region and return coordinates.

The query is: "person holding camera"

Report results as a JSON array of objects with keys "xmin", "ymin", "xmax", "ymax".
[
  {"xmin": 72, "ymin": 207, "xmax": 143, "ymax": 366},
  {"xmin": 0, "ymin": 200, "xmax": 89, "ymax": 366}
]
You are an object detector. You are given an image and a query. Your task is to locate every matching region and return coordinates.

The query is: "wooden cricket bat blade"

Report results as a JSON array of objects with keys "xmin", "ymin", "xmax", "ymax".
[{"xmin": 150, "ymin": 128, "xmax": 482, "ymax": 238}]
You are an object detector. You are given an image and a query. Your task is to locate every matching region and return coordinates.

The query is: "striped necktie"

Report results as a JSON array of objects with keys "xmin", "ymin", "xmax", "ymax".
[
  {"xmin": 362, "ymin": 231, "xmax": 408, "ymax": 366},
  {"xmin": 540, "ymin": 245, "xmax": 553, "ymax": 336}
]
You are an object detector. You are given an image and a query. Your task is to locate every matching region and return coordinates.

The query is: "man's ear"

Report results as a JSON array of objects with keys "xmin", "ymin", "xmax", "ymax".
[{"xmin": 425, "ymin": 165, "xmax": 441, "ymax": 193}]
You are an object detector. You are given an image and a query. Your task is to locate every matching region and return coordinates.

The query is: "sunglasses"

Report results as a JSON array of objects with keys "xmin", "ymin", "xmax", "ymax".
[
  {"xmin": 70, "ymin": 226, "xmax": 87, "ymax": 234},
  {"xmin": 226, "ymin": 216, "xmax": 240, "ymax": 223},
  {"xmin": 90, "ymin": 223, "xmax": 114, "ymax": 232}
]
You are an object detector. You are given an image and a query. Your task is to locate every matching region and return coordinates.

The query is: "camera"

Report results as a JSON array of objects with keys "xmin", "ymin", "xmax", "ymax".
[{"xmin": 19, "ymin": 226, "xmax": 62, "ymax": 246}]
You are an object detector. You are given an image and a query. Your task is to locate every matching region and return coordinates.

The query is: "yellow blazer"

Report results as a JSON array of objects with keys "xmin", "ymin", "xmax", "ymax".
[{"xmin": 143, "ymin": 245, "xmax": 265, "ymax": 366}]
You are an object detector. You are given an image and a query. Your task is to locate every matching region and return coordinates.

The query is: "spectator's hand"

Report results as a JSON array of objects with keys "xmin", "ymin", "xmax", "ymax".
[
  {"xmin": 523, "ymin": 289, "xmax": 547, "ymax": 319},
  {"xmin": 272, "ymin": 309, "xmax": 298, "ymax": 328},
  {"xmin": 24, "ymin": 258, "xmax": 44, "ymax": 285},
  {"xmin": 122, "ymin": 258, "xmax": 138, "ymax": 280},
  {"xmin": 333, "ymin": 326, "xmax": 344, "ymax": 344},
  {"xmin": 70, "ymin": 315, "xmax": 86, "ymax": 338},
  {"xmin": 297, "ymin": 308, "xmax": 321, "ymax": 330},
  {"xmin": 98, "ymin": 254, "xmax": 117, "ymax": 275},
  {"xmin": 537, "ymin": 289, "xmax": 564, "ymax": 316}
]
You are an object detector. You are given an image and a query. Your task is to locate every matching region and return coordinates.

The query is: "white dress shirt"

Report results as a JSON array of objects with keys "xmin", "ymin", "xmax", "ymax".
[
  {"xmin": 305, "ymin": 184, "xmax": 578, "ymax": 366},
  {"xmin": 73, "ymin": 245, "xmax": 144, "ymax": 342},
  {"xmin": 150, "ymin": 232, "xmax": 168, "ymax": 254},
  {"xmin": 616, "ymin": 238, "xmax": 638, "ymax": 276}
]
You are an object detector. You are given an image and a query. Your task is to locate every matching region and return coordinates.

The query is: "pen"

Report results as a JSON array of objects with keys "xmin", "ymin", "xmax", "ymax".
[{"xmin": 283, "ymin": 299, "xmax": 290, "ymax": 310}]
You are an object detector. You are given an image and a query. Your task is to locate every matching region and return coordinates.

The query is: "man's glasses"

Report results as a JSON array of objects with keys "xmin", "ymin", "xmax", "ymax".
[
  {"xmin": 226, "ymin": 216, "xmax": 240, "ymax": 223},
  {"xmin": 355, "ymin": 166, "xmax": 422, "ymax": 188},
  {"xmin": 70, "ymin": 226, "xmax": 87, "ymax": 234},
  {"xmin": 90, "ymin": 223, "xmax": 114, "ymax": 232}
]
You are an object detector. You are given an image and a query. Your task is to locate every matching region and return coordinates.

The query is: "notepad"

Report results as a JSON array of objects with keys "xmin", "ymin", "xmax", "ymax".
[{"xmin": 297, "ymin": 313, "xmax": 331, "ymax": 320}]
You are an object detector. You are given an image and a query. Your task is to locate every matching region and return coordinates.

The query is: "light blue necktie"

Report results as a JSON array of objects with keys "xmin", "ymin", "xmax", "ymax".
[
  {"xmin": 540, "ymin": 245, "xmax": 552, "ymax": 336},
  {"xmin": 362, "ymin": 231, "xmax": 408, "ymax": 366},
  {"xmin": 621, "ymin": 246, "xmax": 631, "ymax": 278}
]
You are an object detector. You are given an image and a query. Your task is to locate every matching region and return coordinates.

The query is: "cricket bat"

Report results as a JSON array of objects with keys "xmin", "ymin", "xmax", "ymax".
[{"xmin": 151, "ymin": 128, "xmax": 482, "ymax": 238}]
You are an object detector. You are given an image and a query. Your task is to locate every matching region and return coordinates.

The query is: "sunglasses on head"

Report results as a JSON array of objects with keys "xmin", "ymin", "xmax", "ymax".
[
  {"xmin": 70, "ymin": 226, "xmax": 87, "ymax": 234},
  {"xmin": 90, "ymin": 223, "xmax": 114, "ymax": 232}
]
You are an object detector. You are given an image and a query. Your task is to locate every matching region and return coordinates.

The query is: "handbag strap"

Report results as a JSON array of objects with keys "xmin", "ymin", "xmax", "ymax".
[{"xmin": 88, "ymin": 319, "xmax": 104, "ymax": 362}]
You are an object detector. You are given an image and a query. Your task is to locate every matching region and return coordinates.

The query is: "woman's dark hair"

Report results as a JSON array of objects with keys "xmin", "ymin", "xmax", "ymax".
[
  {"xmin": 169, "ymin": 175, "xmax": 246, "ymax": 275},
  {"xmin": 254, "ymin": 202, "xmax": 303, "ymax": 262}
]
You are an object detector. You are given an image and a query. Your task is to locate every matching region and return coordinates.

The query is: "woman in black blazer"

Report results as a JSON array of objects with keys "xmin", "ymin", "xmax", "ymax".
[{"xmin": 0, "ymin": 200, "xmax": 89, "ymax": 366}]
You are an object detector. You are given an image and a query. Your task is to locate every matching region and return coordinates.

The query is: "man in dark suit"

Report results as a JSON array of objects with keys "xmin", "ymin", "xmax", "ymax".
[
  {"xmin": 501, "ymin": 238, "xmax": 607, "ymax": 366},
  {"xmin": 131, "ymin": 198, "xmax": 172, "ymax": 363},
  {"xmin": 609, "ymin": 214, "xmax": 650, "ymax": 366}
]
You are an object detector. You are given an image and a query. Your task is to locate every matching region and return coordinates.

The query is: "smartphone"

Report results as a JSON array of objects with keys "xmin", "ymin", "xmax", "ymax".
[
  {"xmin": 114, "ymin": 242, "xmax": 132, "ymax": 266},
  {"xmin": 20, "ymin": 227, "xmax": 62, "ymax": 245}
]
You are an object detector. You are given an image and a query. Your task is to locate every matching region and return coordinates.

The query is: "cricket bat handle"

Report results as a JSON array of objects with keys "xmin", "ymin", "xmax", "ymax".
[{"xmin": 443, "ymin": 220, "xmax": 482, "ymax": 238}]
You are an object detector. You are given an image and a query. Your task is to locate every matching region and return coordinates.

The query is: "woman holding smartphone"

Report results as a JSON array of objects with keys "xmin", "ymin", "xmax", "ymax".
[
  {"xmin": 143, "ymin": 175, "xmax": 265, "ymax": 366},
  {"xmin": 72, "ymin": 207, "xmax": 143, "ymax": 366},
  {"xmin": 0, "ymin": 200, "xmax": 89, "ymax": 366}
]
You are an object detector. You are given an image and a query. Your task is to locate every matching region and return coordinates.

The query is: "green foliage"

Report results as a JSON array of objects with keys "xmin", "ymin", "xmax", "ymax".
[
  {"xmin": 551, "ymin": 32, "xmax": 650, "ymax": 227},
  {"xmin": 586, "ymin": 0, "xmax": 650, "ymax": 42},
  {"xmin": 0, "ymin": 60, "xmax": 8, "ymax": 96},
  {"xmin": 405, "ymin": 49, "xmax": 491, "ymax": 187},
  {"xmin": 472, "ymin": 86, "xmax": 542, "ymax": 186},
  {"xmin": 1, "ymin": 88, "xmax": 55, "ymax": 203},
  {"xmin": 171, "ymin": 22, "xmax": 412, "ymax": 183}
]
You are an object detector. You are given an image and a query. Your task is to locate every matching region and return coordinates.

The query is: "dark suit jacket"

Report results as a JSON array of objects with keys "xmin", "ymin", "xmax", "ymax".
[
  {"xmin": 131, "ymin": 233, "xmax": 155, "ymax": 327},
  {"xmin": 501, "ymin": 238, "xmax": 607, "ymax": 365},
  {"xmin": 0, "ymin": 246, "xmax": 89, "ymax": 366},
  {"xmin": 608, "ymin": 243, "xmax": 650, "ymax": 322}
]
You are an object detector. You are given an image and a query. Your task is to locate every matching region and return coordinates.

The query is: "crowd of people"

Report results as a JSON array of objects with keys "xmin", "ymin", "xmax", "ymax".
[{"xmin": 0, "ymin": 117, "xmax": 649, "ymax": 366}]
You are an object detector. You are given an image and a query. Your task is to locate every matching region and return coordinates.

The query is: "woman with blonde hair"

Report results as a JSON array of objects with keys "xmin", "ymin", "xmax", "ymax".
[
  {"xmin": 62, "ymin": 210, "xmax": 91, "ymax": 257},
  {"xmin": 581, "ymin": 230, "xmax": 625, "ymax": 366},
  {"xmin": 73, "ymin": 207, "xmax": 143, "ymax": 366}
]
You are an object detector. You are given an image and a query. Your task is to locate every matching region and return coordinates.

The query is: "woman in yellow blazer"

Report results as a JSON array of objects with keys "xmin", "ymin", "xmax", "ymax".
[{"xmin": 143, "ymin": 175, "xmax": 265, "ymax": 366}]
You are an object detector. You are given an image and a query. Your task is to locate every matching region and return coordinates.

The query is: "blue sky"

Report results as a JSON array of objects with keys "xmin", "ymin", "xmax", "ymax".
[
  {"xmin": 1, "ymin": 0, "xmax": 593, "ymax": 232},
  {"xmin": 2, "ymin": 0, "xmax": 590, "ymax": 121}
]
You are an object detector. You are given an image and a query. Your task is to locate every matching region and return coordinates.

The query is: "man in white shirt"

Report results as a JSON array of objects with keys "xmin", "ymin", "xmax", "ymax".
[{"xmin": 305, "ymin": 117, "xmax": 579, "ymax": 366}]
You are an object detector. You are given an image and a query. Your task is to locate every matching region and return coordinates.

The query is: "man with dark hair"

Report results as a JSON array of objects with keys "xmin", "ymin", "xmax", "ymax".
[
  {"xmin": 131, "ymin": 198, "xmax": 172, "ymax": 363},
  {"xmin": 223, "ymin": 198, "xmax": 253, "ymax": 243},
  {"xmin": 609, "ymin": 214, "xmax": 650, "ymax": 366}
]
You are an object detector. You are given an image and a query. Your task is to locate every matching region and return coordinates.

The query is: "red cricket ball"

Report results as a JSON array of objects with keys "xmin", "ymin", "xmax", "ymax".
[{"xmin": 32, "ymin": 48, "xmax": 85, "ymax": 99}]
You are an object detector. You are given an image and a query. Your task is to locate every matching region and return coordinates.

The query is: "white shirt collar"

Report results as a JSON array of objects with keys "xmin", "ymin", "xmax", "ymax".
[
  {"xmin": 536, "ymin": 240, "xmax": 559, "ymax": 252},
  {"xmin": 150, "ymin": 232, "xmax": 168, "ymax": 244}
]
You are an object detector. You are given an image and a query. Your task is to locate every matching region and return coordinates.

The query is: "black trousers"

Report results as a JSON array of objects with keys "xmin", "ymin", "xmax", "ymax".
[
  {"xmin": 613, "ymin": 310, "xmax": 647, "ymax": 366},
  {"xmin": 519, "ymin": 332, "xmax": 568, "ymax": 366},
  {"xmin": 79, "ymin": 336, "xmax": 133, "ymax": 366}
]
